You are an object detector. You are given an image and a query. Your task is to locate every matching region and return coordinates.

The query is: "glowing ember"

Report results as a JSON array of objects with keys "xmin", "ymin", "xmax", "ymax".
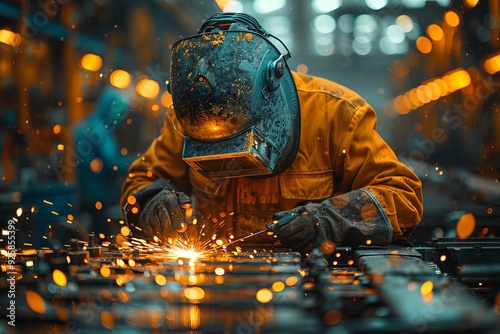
[
  {"xmin": 52, "ymin": 269, "xmax": 67, "ymax": 287},
  {"xmin": 456, "ymin": 212, "xmax": 476, "ymax": 239},
  {"xmin": 420, "ymin": 281, "xmax": 434, "ymax": 295},
  {"xmin": 26, "ymin": 290, "xmax": 46, "ymax": 314}
]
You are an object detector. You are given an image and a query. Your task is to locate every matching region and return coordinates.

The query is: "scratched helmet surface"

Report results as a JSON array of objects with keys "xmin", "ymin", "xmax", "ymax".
[{"xmin": 170, "ymin": 12, "xmax": 300, "ymax": 178}]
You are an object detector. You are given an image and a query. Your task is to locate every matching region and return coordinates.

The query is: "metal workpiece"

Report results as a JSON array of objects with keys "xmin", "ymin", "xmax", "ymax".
[
  {"xmin": 358, "ymin": 254, "xmax": 436, "ymax": 277},
  {"xmin": 318, "ymin": 249, "xmax": 500, "ymax": 334},
  {"xmin": 86, "ymin": 232, "xmax": 103, "ymax": 258},
  {"xmin": 1, "ymin": 239, "xmax": 500, "ymax": 333},
  {"xmin": 1, "ymin": 244, "xmax": 312, "ymax": 333}
]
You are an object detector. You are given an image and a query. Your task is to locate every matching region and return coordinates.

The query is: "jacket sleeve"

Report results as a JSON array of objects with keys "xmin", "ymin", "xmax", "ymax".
[
  {"xmin": 333, "ymin": 101, "xmax": 423, "ymax": 241},
  {"xmin": 120, "ymin": 111, "xmax": 191, "ymax": 211}
]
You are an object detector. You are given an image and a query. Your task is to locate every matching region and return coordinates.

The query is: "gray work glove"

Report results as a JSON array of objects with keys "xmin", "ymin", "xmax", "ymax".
[
  {"xmin": 139, "ymin": 188, "xmax": 192, "ymax": 245},
  {"xmin": 272, "ymin": 189, "xmax": 393, "ymax": 254}
]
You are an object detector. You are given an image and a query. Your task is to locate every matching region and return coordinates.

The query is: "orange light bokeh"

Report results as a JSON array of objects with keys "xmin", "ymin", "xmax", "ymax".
[
  {"xmin": 427, "ymin": 24, "xmax": 444, "ymax": 41},
  {"xmin": 444, "ymin": 11, "xmax": 460, "ymax": 28},
  {"xmin": 416, "ymin": 36, "xmax": 432, "ymax": 54}
]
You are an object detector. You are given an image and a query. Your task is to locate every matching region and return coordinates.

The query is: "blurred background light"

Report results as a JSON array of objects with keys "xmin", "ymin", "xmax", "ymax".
[
  {"xmin": 136, "ymin": 78, "xmax": 160, "ymax": 99},
  {"xmin": 416, "ymin": 85, "xmax": 432, "ymax": 104},
  {"xmin": 463, "ymin": 0, "xmax": 479, "ymax": 9},
  {"xmin": 434, "ymin": 78, "xmax": 448, "ymax": 97},
  {"xmin": 314, "ymin": 36, "xmax": 335, "ymax": 56},
  {"xmin": 484, "ymin": 13, "xmax": 497, "ymax": 29},
  {"xmin": 408, "ymin": 89, "xmax": 421, "ymax": 108},
  {"xmin": 160, "ymin": 91, "xmax": 173, "ymax": 107},
  {"xmin": 427, "ymin": 24, "xmax": 444, "ymax": 41},
  {"xmin": 352, "ymin": 36, "xmax": 372, "ymax": 55},
  {"xmin": 401, "ymin": 0, "xmax": 427, "ymax": 8},
  {"xmin": 393, "ymin": 95, "xmax": 410, "ymax": 115},
  {"xmin": 416, "ymin": 36, "xmax": 432, "ymax": 54},
  {"xmin": 483, "ymin": 53, "xmax": 500, "ymax": 74},
  {"xmin": 311, "ymin": 0, "xmax": 343, "ymax": 13},
  {"xmin": 396, "ymin": 15, "xmax": 414, "ymax": 33},
  {"xmin": 444, "ymin": 10, "xmax": 461, "ymax": 28},
  {"xmin": 80, "ymin": 53, "xmax": 103, "ymax": 72},
  {"xmin": 312, "ymin": 15, "xmax": 336, "ymax": 34},
  {"xmin": 338, "ymin": 14, "xmax": 354, "ymax": 33},
  {"xmin": 364, "ymin": 0, "xmax": 388, "ymax": 11},
  {"xmin": 220, "ymin": 0, "xmax": 243, "ymax": 12},
  {"xmin": 393, "ymin": 59, "xmax": 410, "ymax": 78},
  {"xmin": 110, "ymin": 70, "xmax": 131, "ymax": 89},
  {"xmin": 354, "ymin": 15, "xmax": 378, "ymax": 41},
  {"xmin": 0, "ymin": 29, "xmax": 21, "ymax": 47},
  {"xmin": 262, "ymin": 16, "xmax": 293, "ymax": 53},
  {"xmin": 450, "ymin": 69, "xmax": 471, "ymax": 90},
  {"xmin": 405, "ymin": 20, "xmax": 422, "ymax": 40},
  {"xmin": 393, "ymin": 67, "xmax": 472, "ymax": 115},
  {"xmin": 386, "ymin": 25, "xmax": 406, "ymax": 44},
  {"xmin": 296, "ymin": 64, "xmax": 308, "ymax": 74},
  {"xmin": 436, "ymin": 0, "xmax": 451, "ymax": 6},
  {"xmin": 253, "ymin": 0, "xmax": 286, "ymax": 13},
  {"xmin": 426, "ymin": 81, "xmax": 441, "ymax": 100},
  {"xmin": 379, "ymin": 36, "xmax": 408, "ymax": 55},
  {"xmin": 476, "ymin": 26, "xmax": 490, "ymax": 43}
]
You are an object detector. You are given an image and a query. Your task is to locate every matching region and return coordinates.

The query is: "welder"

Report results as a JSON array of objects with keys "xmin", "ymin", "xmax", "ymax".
[{"xmin": 120, "ymin": 12, "xmax": 423, "ymax": 255}]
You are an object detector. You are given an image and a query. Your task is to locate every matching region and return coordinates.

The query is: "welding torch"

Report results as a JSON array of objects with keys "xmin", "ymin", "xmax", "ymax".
[{"xmin": 225, "ymin": 212, "xmax": 300, "ymax": 245}]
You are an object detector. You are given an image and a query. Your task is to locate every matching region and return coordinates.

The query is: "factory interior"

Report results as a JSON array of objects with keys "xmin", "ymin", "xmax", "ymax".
[{"xmin": 1, "ymin": 0, "xmax": 500, "ymax": 333}]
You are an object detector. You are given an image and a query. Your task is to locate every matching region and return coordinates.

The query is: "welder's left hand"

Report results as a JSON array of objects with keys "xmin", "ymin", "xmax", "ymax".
[
  {"xmin": 139, "ymin": 188, "xmax": 191, "ymax": 245},
  {"xmin": 272, "ymin": 189, "xmax": 393, "ymax": 254},
  {"xmin": 125, "ymin": 179, "xmax": 192, "ymax": 245}
]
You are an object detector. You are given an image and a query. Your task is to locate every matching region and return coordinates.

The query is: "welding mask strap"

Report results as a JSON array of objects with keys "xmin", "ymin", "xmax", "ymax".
[{"xmin": 165, "ymin": 103, "xmax": 187, "ymax": 139}]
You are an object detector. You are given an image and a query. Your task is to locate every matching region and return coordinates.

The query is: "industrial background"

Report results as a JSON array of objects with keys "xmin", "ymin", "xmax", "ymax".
[{"xmin": 1, "ymin": 0, "xmax": 500, "ymax": 333}]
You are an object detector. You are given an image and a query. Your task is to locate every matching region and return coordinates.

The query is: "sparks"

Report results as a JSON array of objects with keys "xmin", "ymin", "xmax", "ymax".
[
  {"xmin": 168, "ymin": 246, "xmax": 203, "ymax": 260},
  {"xmin": 124, "ymin": 215, "xmax": 233, "ymax": 263}
]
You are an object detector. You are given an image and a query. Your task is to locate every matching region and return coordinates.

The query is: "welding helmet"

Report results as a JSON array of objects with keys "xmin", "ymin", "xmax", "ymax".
[{"xmin": 169, "ymin": 12, "xmax": 300, "ymax": 179}]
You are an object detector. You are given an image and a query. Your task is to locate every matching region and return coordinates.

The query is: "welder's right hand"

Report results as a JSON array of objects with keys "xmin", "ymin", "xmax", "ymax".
[{"xmin": 139, "ymin": 189, "xmax": 191, "ymax": 245}]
